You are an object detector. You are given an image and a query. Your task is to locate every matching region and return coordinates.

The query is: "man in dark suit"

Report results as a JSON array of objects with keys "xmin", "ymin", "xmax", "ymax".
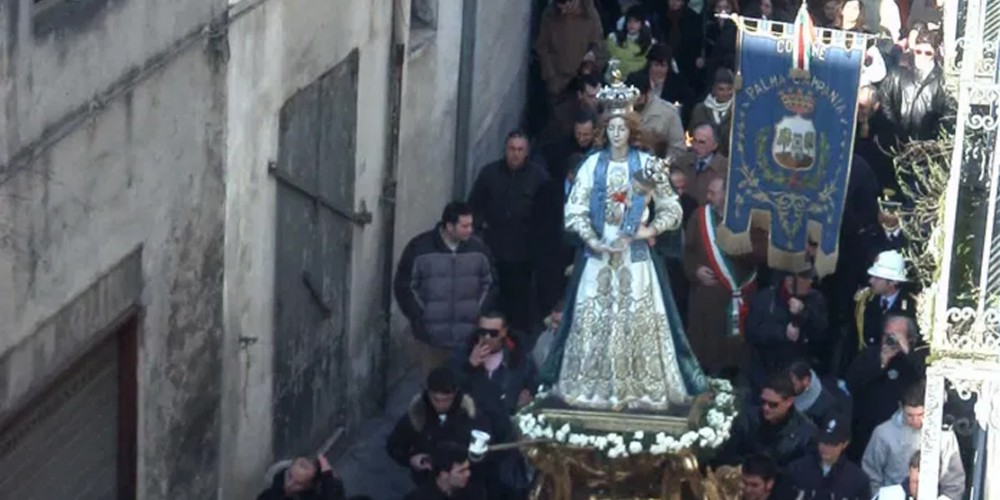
[{"xmin": 849, "ymin": 250, "xmax": 918, "ymax": 360}]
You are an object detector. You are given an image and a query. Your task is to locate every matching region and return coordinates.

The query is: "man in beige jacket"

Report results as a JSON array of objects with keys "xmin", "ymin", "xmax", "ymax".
[
  {"xmin": 626, "ymin": 72, "xmax": 686, "ymax": 159},
  {"xmin": 535, "ymin": 0, "xmax": 607, "ymax": 97}
]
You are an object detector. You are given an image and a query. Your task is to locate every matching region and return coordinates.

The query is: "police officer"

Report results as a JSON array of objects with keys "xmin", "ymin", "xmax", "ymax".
[
  {"xmin": 851, "ymin": 250, "xmax": 917, "ymax": 355},
  {"xmin": 784, "ymin": 414, "xmax": 872, "ymax": 500}
]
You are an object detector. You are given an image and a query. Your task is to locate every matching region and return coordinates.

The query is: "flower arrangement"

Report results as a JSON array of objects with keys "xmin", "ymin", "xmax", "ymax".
[{"xmin": 516, "ymin": 379, "xmax": 737, "ymax": 459}]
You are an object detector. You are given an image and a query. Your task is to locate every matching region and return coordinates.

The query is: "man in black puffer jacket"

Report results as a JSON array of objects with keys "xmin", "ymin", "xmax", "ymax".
[
  {"xmin": 386, "ymin": 368, "xmax": 490, "ymax": 486},
  {"xmin": 395, "ymin": 202, "xmax": 498, "ymax": 375}
]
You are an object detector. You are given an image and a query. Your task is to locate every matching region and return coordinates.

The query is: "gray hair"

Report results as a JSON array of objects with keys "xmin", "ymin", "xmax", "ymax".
[
  {"xmin": 693, "ymin": 123, "xmax": 720, "ymax": 144},
  {"xmin": 883, "ymin": 314, "xmax": 920, "ymax": 347}
]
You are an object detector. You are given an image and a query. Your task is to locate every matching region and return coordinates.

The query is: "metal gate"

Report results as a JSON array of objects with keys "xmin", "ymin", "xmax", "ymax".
[{"xmin": 271, "ymin": 49, "xmax": 362, "ymax": 457}]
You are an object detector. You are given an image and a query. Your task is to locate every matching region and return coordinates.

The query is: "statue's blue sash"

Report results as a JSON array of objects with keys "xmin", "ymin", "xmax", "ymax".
[{"xmin": 587, "ymin": 149, "xmax": 649, "ymax": 261}]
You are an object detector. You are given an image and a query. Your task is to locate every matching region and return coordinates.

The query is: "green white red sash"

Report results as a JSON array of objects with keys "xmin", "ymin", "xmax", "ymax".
[{"xmin": 698, "ymin": 206, "xmax": 757, "ymax": 336}]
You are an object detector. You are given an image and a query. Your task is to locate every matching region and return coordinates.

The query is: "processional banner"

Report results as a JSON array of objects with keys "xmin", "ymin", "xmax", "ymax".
[{"xmin": 717, "ymin": 11, "xmax": 865, "ymax": 277}]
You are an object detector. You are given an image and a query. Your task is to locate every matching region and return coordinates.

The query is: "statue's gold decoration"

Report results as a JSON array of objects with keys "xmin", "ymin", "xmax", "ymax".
[
  {"xmin": 518, "ymin": 391, "xmax": 741, "ymax": 499},
  {"xmin": 524, "ymin": 441, "xmax": 743, "ymax": 500}
]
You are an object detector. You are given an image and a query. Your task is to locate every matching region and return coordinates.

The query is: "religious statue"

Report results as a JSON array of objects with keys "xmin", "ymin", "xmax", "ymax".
[{"xmin": 540, "ymin": 63, "xmax": 708, "ymax": 412}]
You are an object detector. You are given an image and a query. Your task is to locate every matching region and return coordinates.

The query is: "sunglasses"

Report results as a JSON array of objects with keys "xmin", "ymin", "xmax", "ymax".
[
  {"xmin": 760, "ymin": 398, "xmax": 783, "ymax": 409},
  {"xmin": 476, "ymin": 328, "xmax": 501, "ymax": 338}
]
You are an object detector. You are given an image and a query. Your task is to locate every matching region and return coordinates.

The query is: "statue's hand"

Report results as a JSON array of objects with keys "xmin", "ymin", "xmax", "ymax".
[
  {"xmin": 635, "ymin": 224, "xmax": 656, "ymax": 240},
  {"xmin": 607, "ymin": 237, "xmax": 631, "ymax": 253},
  {"xmin": 586, "ymin": 239, "xmax": 606, "ymax": 255}
]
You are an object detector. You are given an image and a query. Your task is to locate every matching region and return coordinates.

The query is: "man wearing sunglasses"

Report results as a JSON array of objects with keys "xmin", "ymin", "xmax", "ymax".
[
  {"xmin": 876, "ymin": 28, "xmax": 953, "ymax": 146},
  {"xmin": 455, "ymin": 312, "xmax": 537, "ymax": 499},
  {"xmin": 715, "ymin": 374, "xmax": 816, "ymax": 468}
]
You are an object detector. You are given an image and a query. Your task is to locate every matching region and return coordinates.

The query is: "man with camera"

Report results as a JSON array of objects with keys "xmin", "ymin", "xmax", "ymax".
[{"xmin": 845, "ymin": 315, "xmax": 928, "ymax": 461}]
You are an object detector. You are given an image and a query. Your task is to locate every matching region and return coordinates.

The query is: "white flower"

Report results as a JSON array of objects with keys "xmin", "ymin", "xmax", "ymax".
[
  {"xmin": 707, "ymin": 409, "xmax": 725, "ymax": 426},
  {"xmin": 679, "ymin": 431, "xmax": 698, "ymax": 447},
  {"xmin": 628, "ymin": 441, "xmax": 643, "ymax": 454},
  {"xmin": 595, "ymin": 437, "xmax": 609, "ymax": 449},
  {"xmin": 698, "ymin": 427, "xmax": 718, "ymax": 447},
  {"xmin": 633, "ymin": 431, "xmax": 645, "ymax": 440}
]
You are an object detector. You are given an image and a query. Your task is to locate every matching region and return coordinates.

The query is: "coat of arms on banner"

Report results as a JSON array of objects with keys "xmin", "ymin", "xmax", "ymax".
[
  {"xmin": 773, "ymin": 89, "xmax": 817, "ymax": 171},
  {"xmin": 715, "ymin": 10, "xmax": 865, "ymax": 277}
]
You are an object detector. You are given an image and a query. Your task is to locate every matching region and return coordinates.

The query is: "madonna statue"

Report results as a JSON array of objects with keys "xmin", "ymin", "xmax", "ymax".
[{"xmin": 540, "ymin": 67, "xmax": 707, "ymax": 412}]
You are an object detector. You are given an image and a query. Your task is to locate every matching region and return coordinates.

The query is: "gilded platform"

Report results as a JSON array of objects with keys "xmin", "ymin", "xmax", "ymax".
[{"xmin": 513, "ymin": 379, "xmax": 740, "ymax": 500}]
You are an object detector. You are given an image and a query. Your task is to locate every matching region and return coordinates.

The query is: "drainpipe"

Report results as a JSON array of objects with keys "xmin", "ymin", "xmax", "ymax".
[
  {"xmin": 379, "ymin": 0, "xmax": 408, "ymax": 396},
  {"xmin": 452, "ymin": 0, "xmax": 478, "ymax": 200}
]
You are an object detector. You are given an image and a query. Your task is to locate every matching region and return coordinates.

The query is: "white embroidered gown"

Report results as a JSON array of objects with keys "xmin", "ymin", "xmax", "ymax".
[{"xmin": 553, "ymin": 150, "xmax": 693, "ymax": 411}]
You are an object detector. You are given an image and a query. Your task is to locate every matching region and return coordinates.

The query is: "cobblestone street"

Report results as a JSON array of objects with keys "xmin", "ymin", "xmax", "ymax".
[{"xmin": 333, "ymin": 372, "xmax": 422, "ymax": 499}]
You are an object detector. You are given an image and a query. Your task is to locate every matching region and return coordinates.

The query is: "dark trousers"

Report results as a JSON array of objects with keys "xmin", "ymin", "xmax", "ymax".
[{"xmin": 497, "ymin": 261, "xmax": 534, "ymax": 331}]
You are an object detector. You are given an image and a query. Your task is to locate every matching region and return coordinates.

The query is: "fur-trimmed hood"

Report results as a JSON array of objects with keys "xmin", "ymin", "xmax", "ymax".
[{"xmin": 408, "ymin": 392, "xmax": 477, "ymax": 433}]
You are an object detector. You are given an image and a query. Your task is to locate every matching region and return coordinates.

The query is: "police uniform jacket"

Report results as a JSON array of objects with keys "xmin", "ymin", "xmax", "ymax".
[
  {"xmin": 852, "ymin": 287, "xmax": 917, "ymax": 352},
  {"xmin": 785, "ymin": 452, "xmax": 872, "ymax": 500}
]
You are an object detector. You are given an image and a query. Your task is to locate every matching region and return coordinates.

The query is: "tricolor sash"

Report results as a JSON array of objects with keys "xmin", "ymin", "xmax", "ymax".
[{"xmin": 699, "ymin": 206, "xmax": 757, "ymax": 336}]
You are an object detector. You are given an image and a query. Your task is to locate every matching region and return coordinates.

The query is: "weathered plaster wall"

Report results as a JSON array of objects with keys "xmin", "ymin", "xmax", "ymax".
[
  {"xmin": 1, "ymin": 0, "xmax": 220, "ymax": 164},
  {"xmin": 221, "ymin": 1, "xmax": 393, "ymax": 498},
  {"xmin": 0, "ymin": 0, "xmax": 226, "ymax": 498},
  {"xmin": 466, "ymin": 0, "xmax": 533, "ymax": 188}
]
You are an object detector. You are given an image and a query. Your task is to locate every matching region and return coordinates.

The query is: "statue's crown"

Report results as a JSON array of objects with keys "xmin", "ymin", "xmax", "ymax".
[
  {"xmin": 779, "ymin": 88, "xmax": 816, "ymax": 115},
  {"xmin": 598, "ymin": 60, "xmax": 640, "ymax": 115}
]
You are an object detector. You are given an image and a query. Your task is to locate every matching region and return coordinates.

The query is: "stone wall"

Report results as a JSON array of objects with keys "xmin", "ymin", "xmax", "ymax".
[
  {"xmin": 220, "ymin": 1, "xmax": 394, "ymax": 498},
  {"xmin": 0, "ymin": 1, "xmax": 228, "ymax": 498},
  {"xmin": 467, "ymin": 0, "xmax": 533, "ymax": 189}
]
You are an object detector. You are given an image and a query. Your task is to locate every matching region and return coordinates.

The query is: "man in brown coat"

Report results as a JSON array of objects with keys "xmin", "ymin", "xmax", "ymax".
[
  {"xmin": 684, "ymin": 176, "xmax": 766, "ymax": 376},
  {"xmin": 675, "ymin": 123, "xmax": 729, "ymax": 206},
  {"xmin": 535, "ymin": 0, "xmax": 607, "ymax": 97}
]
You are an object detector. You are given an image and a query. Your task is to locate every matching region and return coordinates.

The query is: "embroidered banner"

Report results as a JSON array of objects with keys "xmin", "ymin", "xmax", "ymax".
[{"xmin": 717, "ymin": 18, "xmax": 865, "ymax": 277}]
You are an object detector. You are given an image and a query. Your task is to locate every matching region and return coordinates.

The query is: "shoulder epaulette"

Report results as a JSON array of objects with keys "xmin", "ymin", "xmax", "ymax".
[{"xmin": 854, "ymin": 287, "xmax": 873, "ymax": 303}]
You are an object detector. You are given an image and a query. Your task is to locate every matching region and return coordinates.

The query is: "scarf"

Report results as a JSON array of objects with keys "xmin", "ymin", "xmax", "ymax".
[
  {"xmin": 702, "ymin": 94, "xmax": 732, "ymax": 125},
  {"xmin": 793, "ymin": 371, "xmax": 823, "ymax": 412}
]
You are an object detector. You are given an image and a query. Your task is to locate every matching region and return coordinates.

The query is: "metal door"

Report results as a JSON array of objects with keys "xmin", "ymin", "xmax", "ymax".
[
  {"xmin": 0, "ymin": 334, "xmax": 122, "ymax": 499},
  {"xmin": 271, "ymin": 49, "xmax": 361, "ymax": 457}
]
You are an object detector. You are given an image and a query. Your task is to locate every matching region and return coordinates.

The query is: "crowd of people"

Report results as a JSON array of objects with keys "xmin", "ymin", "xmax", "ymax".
[{"xmin": 257, "ymin": 0, "xmax": 962, "ymax": 499}]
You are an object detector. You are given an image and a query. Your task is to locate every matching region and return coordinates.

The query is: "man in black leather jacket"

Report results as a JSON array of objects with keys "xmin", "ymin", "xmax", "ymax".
[
  {"xmin": 715, "ymin": 374, "xmax": 817, "ymax": 468},
  {"xmin": 875, "ymin": 28, "xmax": 955, "ymax": 146}
]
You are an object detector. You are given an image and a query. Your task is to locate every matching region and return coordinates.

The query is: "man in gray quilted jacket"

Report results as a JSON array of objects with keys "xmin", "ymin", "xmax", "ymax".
[{"xmin": 395, "ymin": 202, "xmax": 499, "ymax": 375}]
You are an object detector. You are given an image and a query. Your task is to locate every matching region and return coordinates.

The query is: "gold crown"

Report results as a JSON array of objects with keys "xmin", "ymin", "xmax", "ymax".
[
  {"xmin": 598, "ymin": 59, "xmax": 640, "ymax": 115},
  {"xmin": 779, "ymin": 88, "xmax": 816, "ymax": 115}
]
